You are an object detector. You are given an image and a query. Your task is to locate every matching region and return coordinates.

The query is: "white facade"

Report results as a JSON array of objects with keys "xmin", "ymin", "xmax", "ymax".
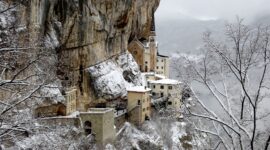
[
  {"xmin": 156, "ymin": 55, "xmax": 170, "ymax": 77},
  {"xmin": 149, "ymin": 79, "xmax": 182, "ymax": 110}
]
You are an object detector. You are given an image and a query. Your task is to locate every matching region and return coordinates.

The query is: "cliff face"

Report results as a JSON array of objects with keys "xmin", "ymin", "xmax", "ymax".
[
  {"xmin": 15, "ymin": 0, "xmax": 159, "ymax": 108},
  {"xmin": 29, "ymin": 0, "xmax": 160, "ymax": 63}
]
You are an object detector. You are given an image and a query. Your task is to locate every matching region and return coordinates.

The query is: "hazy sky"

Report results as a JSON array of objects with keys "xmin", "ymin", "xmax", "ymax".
[{"xmin": 156, "ymin": 0, "xmax": 270, "ymax": 21}]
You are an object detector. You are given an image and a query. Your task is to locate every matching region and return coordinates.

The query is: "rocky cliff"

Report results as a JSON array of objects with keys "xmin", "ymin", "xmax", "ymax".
[{"xmin": 11, "ymin": 0, "xmax": 159, "ymax": 109}]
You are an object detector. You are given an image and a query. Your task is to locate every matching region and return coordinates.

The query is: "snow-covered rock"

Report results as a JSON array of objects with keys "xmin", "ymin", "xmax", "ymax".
[
  {"xmin": 116, "ymin": 122, "xmax": 163, "ymax": 150},
  {"xmin": 87, "ymin": 52, "xmax": 142, "ymax": 100},
  {"xmin": 37, "ymin": 85, "xmax": 65, "ymax": 107},
  {"xmin": 44, "ymin": 20, "xmax": 62, "ymax": 49}
]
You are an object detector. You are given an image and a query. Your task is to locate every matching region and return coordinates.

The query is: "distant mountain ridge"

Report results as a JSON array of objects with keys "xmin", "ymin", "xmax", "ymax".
[{"xmin": 156, "ymin": 14, "xmax": 270, "ymax": 55}]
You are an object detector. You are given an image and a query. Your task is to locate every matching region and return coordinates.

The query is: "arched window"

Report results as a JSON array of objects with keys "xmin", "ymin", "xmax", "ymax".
[
  {"xmin": 145, "ymin": 66, "xmax": 148, "ymax": 72},
  {"xmin": 145, "ymin": 115, "xmax": 150, "ymax": 121},
  {"xmin": 138, "ymin": 100, "xmax": 141, "ymax": 105},
  {"xmin": 84, "ymin": 121, "xmax": 92, "ymax": 135}
]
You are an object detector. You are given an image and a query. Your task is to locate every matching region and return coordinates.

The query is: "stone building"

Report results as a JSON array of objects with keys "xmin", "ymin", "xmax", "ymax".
[
  {"xmin": 37, "ymin": 108, "xmax": 116, "ymax": 144},
  {"xmin": 128, "ymin": 29, "xmax": 170, "ymax": 78},
  {"xmin": 128, "ymin": 36, "xmax": 158, "ymax": 73},
  {"xmin": 149, "ymin": 79, "xmax": 182, "ymax": 110},
  {"xmin": 127, "ymin": 39, "xmax": 146, "ymax": 71},
  {"xmin": 156, "ymin": 54, "xmax": 170, "ymax": 77},
  {"xmin": 128, "ymin": 16, "xmax": 158, "ymax": 73},
  {"xmin": 64, "ymin": 87, "xmax": 77, "ymax": 115},
  {"xmin": 79, "ymin": 108, "xmax": 116, "ymax": 143},
  {"xmin": 127, "ymin": 86, "xmax": 151, "ymax": 126},
  {"xmin": 34, "ymin": 103, "xmax": 66, "ymax": 118}
]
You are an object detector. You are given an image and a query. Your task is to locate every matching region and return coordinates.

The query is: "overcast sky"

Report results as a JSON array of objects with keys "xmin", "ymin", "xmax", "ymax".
[{"xmin": 156, "ymin": 0, "xmax": 270, "ymax": 21}]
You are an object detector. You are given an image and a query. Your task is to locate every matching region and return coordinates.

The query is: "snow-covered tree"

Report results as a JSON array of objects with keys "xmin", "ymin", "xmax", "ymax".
[
  {"xmin": 173, "ymin": 18, "xmax": 270, "ymax": 150},
  {"xmin": 0, "ymin": 1, "xmax": 60, "ymax": 146}
]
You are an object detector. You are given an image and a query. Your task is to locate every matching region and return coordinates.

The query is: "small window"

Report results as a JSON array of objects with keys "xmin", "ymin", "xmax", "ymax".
[
  {"xmin": 143, "ymin": 99, "xmax": 145, "ymax": 103},
  {"xmin": 168, "ymin": 101, "xmax": 172, "ymax": 105},
  {"xmin": 161, "ymin": 66, "xmax": 164, "ymax": 69},
  {"xmin": 152, "ymin": 92, "xmax": 156, "ymax": 96},
  {"xmin": 145, "ymin": 61, "xmax": 148, "ymax": 64},
  {"xmin": 161, "ymin": 59, "xmax": 164, "ymax": 62},
  {"xmin": 153, "ymin": 85, "xmax": 156, "ymax": 89},
  {"xmin": 138, "ymin": 100, "xmax": 141, "ymax": 105},
  {"xmin": 161, "ymin": 92, "xmax": 164, "ymax": 97},
  {"xmin": 143, "ymin": 108, "xmax": 145, "ymax": 111},
  {"xmin": 156, "ymin": 66, "xmax": 159, "ymax": 69},
  {"xmin": 160, "ymin": 85, "xmax": 164, "ymax": 89},
  {"xmin": 168, "ymin": 86, "xmax": 173, "ymax": 90},
  {"xmin": 157, "ymin": 59, "xmax": 159, "ymax": 62}
]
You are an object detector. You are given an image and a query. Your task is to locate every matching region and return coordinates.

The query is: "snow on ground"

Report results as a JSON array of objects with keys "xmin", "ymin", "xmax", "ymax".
[
  {"xmin": 115, "ymin": 120, "xmax": 192, "ymax": 150},
  {"xmin": 116, "ymin": 122, "xmax": 163, "ymax": 150},
  {"xmin": 15, "ymin": 126, "xmax": 96, "ymax": 150},
  {"xmin": 87, "ymin": 52, "xmax": 142, "ymax": 100},
  {"xmin": 171, "ymin": 122, "xmax": 187, "ymax": 149}
]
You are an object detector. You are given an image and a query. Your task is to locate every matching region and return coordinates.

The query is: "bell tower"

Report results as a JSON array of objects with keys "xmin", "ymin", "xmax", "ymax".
[{"xmin": 149, "ymin": 11, "xmax": 157, "ymax": 72}]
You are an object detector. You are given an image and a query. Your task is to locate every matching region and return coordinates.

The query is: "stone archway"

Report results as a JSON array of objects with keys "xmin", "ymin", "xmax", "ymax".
[{"xmin": 84, "ymin": 121, "xmax": 92, "ymax": 135}]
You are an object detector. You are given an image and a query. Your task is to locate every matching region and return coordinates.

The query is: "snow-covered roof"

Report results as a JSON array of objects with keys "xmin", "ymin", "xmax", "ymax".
[
  {"xmin": 142, "ymin": 72, "xmax": 155, "ymax": 76},
  {"xmin": 142, "ymin": 72, "xmax": 165, "ymax": 79},
  {"xmin": 154, "ymin": 74, "xmax": 166, "ymax": 79},
  {"xmin": 157, "ymin": 54, "xmax": 169, "ymax": 58},
  {"xmin": 127, "ymin": 86, "xmax": 151, "ymax": 93},
  {"xmin": 81, "ymin": 108, "xmax": 114, "ymax": 114},
  {"xmin": 149, "ymin": 79, "xmax": 181, "ymax": 85}
]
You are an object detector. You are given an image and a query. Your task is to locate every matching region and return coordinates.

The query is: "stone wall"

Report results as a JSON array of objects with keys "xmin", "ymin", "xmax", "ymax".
[
  {"xmin": 34, "ymin": 103, "xmax": 66, "ymax": 118},
  {"xmin": 128, "ymin": 105, "xmax": 142, "ymax": 126},
  {"xmin": 115, "ymin": 112, "xmax": 127, "ymax": 130},
  {"xmin": 36, "ymin": 117, "xmax": 81, "ymax": 127},
  {"xmin": 128, "ymin": 40, "xmax": 145, "ymax": 71},
  {"xmin": 79, "ymin": 108, "xmax": 116, "ymax": 143}
]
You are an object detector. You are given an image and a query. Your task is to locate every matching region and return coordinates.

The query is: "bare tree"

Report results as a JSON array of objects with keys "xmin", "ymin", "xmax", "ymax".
[
  {"xmin": 174, "ymin": 18, "xmax": 270, "ymax": 150},
  {"xmin": 0, "ymin": 0, "xmax": 59, "ymax": 146}
]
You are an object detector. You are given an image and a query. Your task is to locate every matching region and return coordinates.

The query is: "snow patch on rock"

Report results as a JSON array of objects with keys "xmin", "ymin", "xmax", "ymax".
[
  {"xmin": 87, "ymin": 52, "xmax": 142, "ymax": 100},
  {"xmin": 44, "ymin": 21, "xmax": 62, "ymax": 49}
]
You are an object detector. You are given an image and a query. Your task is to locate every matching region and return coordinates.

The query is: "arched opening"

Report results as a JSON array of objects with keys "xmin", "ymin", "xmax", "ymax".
[
  {"xmin": 84, "ymin": 121, "xmax": 92, "ymax": 135},
  {"xmin": 123, "ymin": 70, "xmax": 132, "ymax": 83},
  {"xmin": 37, "ymin": 112, "xmax": 41, "ymax": 118},
  {"xmin": 57, "ymin": 105, "xmax": 66, "ymax": 116},
  {"xmin": 145, "ymin": 66, "xmax": 148, "ymax": 72},
  {"xmin": 138, "ymin": 100, "xmax": 141, "ymax": 105},
  {"xmin": 145, "ymin": 115, "xmax": 150, "ymax": 121}
]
